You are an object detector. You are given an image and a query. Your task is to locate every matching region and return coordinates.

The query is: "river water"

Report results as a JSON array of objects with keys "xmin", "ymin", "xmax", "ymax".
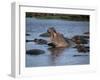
[{"xmin": 26, "ymin": 18, "xmax": 89, "ymax": 67}]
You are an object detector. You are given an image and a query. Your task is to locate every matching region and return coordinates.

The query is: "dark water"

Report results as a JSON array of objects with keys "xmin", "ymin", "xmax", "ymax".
[{"xmin": 26, "ymin": 18, "xmax": 89, "ymax": 67}]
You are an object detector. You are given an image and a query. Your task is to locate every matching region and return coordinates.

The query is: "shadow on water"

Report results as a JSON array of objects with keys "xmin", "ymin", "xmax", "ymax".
[{"xmin": 48, "ymin": 47, "xmax": 66, "ymax": 65}]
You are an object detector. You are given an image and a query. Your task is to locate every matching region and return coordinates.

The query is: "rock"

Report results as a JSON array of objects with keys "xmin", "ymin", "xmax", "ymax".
[
  {"xmin": 82, "ymin": 36, "xmax": 89, "ymax": 39},
  {"xmin": 26, "ymin": 33, "xmax": 30, "ymax": 36},
  {"xmin": 84, "ymin": 32, "xmax": 89, "ymax": 34},
  {"xmin": 40, "ymin": 32, "xmax": 50, "ymax": 37},
  {"xmin": 26, "ymin": 40, "xmax": 34, "ymax": 42},
  {"xmin": 26, "ymin": 49, "xmax": 45, "ymax": 55},
  {"xmin": 73, "ymin": 55, "xmax": 89, "ymax": 57},
  {"xmin": 26, "ymin": 39, "xmax": 48, "ymax": 44},
  {"xmin": 33, "ymin": 39, "xmax": 47, "ymax": 44},
  {"xmin": 26, "ymin": 39, "xmax": 47, "ymax": 44},
  {"xmin": 72, "ymin": 35, "xmax": 89, "ymax": 44},
  {"xmin": 74, "ymin": 45, "xmax": 89, "ymax": 53},
  {"xmin": 48, "ymin": 43, "xmax": 56, "ymax": 48}
]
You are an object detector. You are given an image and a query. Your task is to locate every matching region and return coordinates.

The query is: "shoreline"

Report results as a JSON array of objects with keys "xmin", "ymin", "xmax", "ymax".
[{"xmin": 26, "ymin": 17, "xmax": 89, "ymax": 21}]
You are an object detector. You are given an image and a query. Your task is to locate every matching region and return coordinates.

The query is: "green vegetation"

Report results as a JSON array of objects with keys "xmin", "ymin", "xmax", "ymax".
[{"xmin": 26, "ymin": 12, "xmax": 89, "ymax": 21}]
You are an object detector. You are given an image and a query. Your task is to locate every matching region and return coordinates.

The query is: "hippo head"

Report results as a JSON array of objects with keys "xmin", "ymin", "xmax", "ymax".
[
  {"xmin": 47, "ymin": 27, "xmax": 57, "ymax": 36},
  {"xmin": 47, "ymin": 27, "xmax": 69, "ymax": 48}
]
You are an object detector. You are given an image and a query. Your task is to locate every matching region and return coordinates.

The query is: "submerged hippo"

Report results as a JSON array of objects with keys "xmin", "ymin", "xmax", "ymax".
[{"xmin": 47, "ymin": 27, "xmax": 69, "ymax": 48}]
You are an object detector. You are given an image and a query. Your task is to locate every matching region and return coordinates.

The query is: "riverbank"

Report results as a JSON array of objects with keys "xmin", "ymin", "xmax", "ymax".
[{"xmin": 26, "ymin": 12, "xmax": 89, "ymax": 21}]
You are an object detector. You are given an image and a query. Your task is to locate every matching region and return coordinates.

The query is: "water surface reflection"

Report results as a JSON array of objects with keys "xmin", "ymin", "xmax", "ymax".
[{"xmin": 48, "ymin": 47, "xmax": 66, "ymax": 65}]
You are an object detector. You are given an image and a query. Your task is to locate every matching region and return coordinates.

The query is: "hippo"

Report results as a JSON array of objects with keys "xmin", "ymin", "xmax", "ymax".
[{"xmin": 47, "ymin": 27, "xmax": 69, "ymax": 48}]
